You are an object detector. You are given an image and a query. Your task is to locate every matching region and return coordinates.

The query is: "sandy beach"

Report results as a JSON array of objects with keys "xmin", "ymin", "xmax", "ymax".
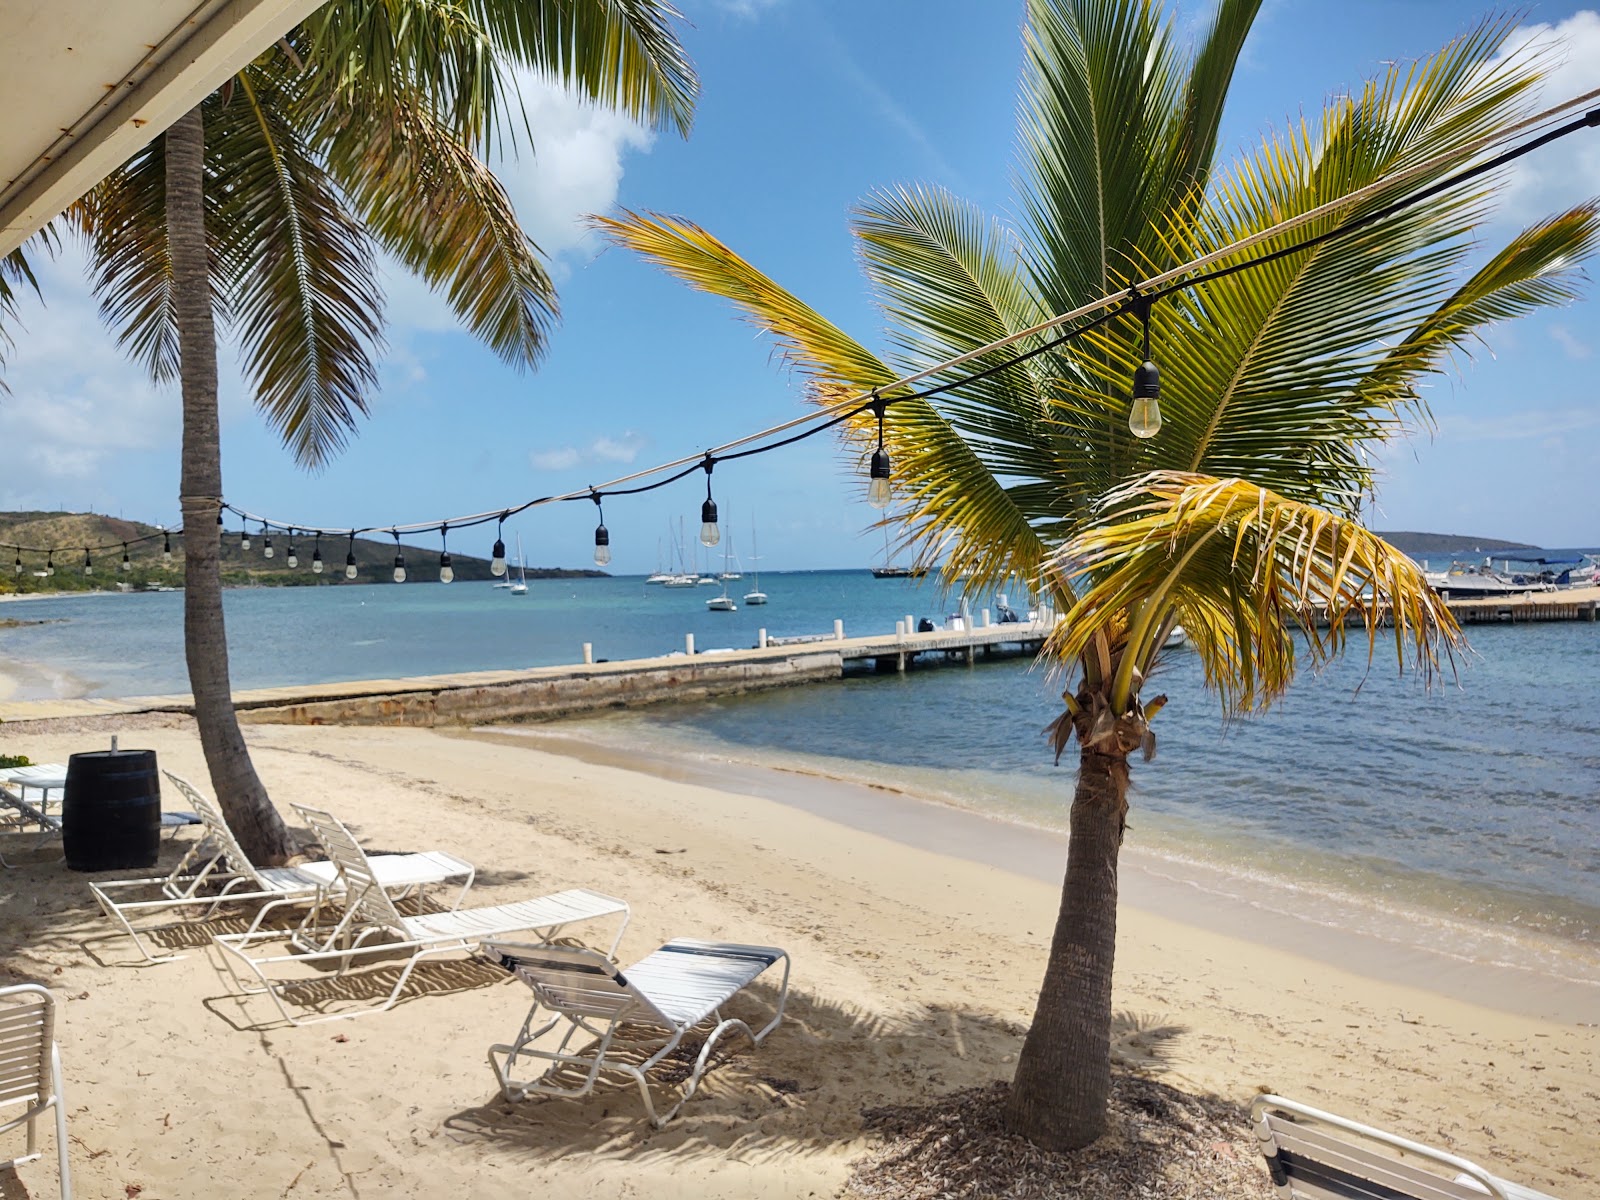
[{"xmin": 2, "ymin": 718, "xmax": 1596, "ymax": 1198}]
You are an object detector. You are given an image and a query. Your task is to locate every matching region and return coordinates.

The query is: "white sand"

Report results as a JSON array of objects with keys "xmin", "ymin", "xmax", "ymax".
[{"xmin": 1, "ymin": 721, "xmax": 1594, "ymax": 1198}]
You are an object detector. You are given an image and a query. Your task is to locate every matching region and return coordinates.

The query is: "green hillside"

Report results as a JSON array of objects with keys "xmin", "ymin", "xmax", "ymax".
[
  {"xmin": 0, "ymin": 511, "xmax": 606, "ymax": 595},
  {"xmin": 1375, "ymin": 531, "xmax": 1539, "ymax": 556}
]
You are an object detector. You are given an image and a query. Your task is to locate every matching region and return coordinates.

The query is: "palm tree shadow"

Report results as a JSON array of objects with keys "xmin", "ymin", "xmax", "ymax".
[{"xmin": 440, "ymin": 992, "xmax": 1194, "ymax": 1167}]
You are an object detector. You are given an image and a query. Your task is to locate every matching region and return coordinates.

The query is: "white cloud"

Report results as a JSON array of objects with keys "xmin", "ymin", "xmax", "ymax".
[
  {"xmin": 530, "ymin": 446, "xmax": 582, "ymax": 471},
  {"xmin": 591, "ymin": 430, "xmax": 646, "ymax": 462},
  {"xmin": 1441, "ymin": 407, "xmax": 1600, "ymax": 441},
  {"xmin": 703, "ymin": 0, "xmax": 785, "ymax": 17},
  {"xmin": 1484, "ymin": 12, "xmax": 1600, "ymax": 226},
  {"xmin": 529, "ymin": 430, "xmax": 649, "ymax": 473},
  {"xmin": 1550, "ymin": 323, "xmax": 1592, "ymax": 358}
]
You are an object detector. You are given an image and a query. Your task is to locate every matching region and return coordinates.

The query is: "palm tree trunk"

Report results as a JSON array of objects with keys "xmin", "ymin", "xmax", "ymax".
[
  {"xmin": 1004, "ymin": 742, "xmax": 1129, "ymax": 1150},
  {"xmin": 166, "ymin": 105, "xmax": 295, "ymax": 866}
]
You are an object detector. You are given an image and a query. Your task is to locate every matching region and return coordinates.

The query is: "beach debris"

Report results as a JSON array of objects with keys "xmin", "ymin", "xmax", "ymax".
[
  {"xmin": 654, "ymin": 847, "xmax": 687, "ymax": 854},
  {"xmin": 846, "ymin": 1074, "xmax": 1269, "ymax": 1198}
]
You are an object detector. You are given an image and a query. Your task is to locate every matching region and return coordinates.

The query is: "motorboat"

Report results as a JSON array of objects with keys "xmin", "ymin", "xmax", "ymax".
[
  {"xmin": 708, "ymin": 527, "xmax": 738, "ymax": 610},
  {"xmin": 1424, "ymin": 561, "xmax": 1558, "ymax": 599}
]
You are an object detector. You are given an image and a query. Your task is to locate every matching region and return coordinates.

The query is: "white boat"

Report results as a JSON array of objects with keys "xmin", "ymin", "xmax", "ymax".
[
  {"xmin": 708, "ymin": 525, "xmax": 738, "ymax": 610},
  {"xmin": 508, "ymin": 534, "xmax": 528, "ymax": 595},
  {"xmin": 662, "ymin": 574, "xmax": 698, "ymax": 588},
  {"xmin": 1424, "ymin": 560, "xmax": 1557, "ymax": 599},
  {"xmin": 1164, "ymin": 625, "xmax": 1186, "ymax": 648},
  {"xmin": 744, "ymin": 520, "xmax": 767, "ymax": 606}
]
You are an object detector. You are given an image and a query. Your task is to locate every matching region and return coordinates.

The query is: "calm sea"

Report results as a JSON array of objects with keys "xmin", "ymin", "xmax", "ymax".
[{"xmin": 3, "ymin": 567, "xmax": 1597, "ymax": 980}]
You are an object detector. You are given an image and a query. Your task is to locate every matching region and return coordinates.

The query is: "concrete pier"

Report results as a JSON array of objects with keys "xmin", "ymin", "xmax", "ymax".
[{"xmin": 0, "ymin": 621, "xmax": 1052, "ymax": 728}]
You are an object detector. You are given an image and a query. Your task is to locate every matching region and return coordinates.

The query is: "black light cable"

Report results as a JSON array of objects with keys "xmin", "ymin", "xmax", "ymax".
[{"xmin": 698, "ymin": 456, "xmax": 720, "ymax": 547}]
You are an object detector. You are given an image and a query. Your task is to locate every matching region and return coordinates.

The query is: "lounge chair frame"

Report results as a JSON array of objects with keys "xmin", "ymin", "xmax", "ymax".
[
  {"xmin": 1251, "ymin": 1094, "xmax": 1558, "ymax": 1200},
  {"xmin": 485, "ymin": 938, "xmax": 791, "ymax": 1126},
  {"xmin": 0, "ymin": 984, "xmax": 71, "ymax": 1199},
  {"xmin": 210, "ymin": 804, "xmax": 629, "ymax": 1026},
  {"xmin": 88, "ymin": 773, "xmax": 475, "ymax": 963}
]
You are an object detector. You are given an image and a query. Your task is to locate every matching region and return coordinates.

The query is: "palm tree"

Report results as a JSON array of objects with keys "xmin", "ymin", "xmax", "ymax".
[
  {"xmin": 13, "ymin": 1, "xmax": 696, "ymax": 863},
  {"xmin": 596, "ymin": 0, "xmax": 1598, "ymax": 1149}
]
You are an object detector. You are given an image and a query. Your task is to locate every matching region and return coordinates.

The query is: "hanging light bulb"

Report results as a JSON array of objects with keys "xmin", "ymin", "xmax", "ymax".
[
  {"xmin": 241, "ymin": 526, "xmax": 251, "ymax": 552},
  {"xmin": 438, "ymin": 525, "xmax": 454, "ymax": 584},
  {"xmin": 1128, "ymin": 293, "xmax": 1162, "ymax": 439},
  {"xmin": 311, "ymin": 534, "xmax": 324, "ymax": 574},
  {"xmin": 262, "ymin": 523, "xmax": 274, "ymax": 559},
  {"xmin": 217, "ymin": 510, "xmax": 224, "ymax": 538},
  {"xmin": 121, "ymin": 543, "xmax": 132, "ymax": 572},
  {"xmin": 591, "ymin": 494, "xmax": 611, "ymax": 567},
  {"xmin": 45, "ymin": 551, "xmax": 54, "ymax": 577},
  {"xmin": 699, "ymin": 457, "xmax": 720, "ymax": 547},
  {"xmin": 867, "ymin": 395, "xmax": 892, "ymax": 509},
  {"xmin": 391, "ymin": 531, "xmax": 406, "ymax": 583},
  {"xmin": 285, "ymin": 529, "xmax": 298, "ymax": 569},
  {"xmin": 344, "ymin": 532, "xmax": 358, "ymax": 580},
  {"xmin": 490, "ymin": 514, "xmax": 508, "ymax": 577},
  {"xmin": 83, "ymin": 548, "xmax": 93, "ymax": 575},
  {"xmin": 13, "ymin": 550, "xmax": 22, "ymax": 575},
  {"xmin": 162, "ymin": 531, "xmax": 173, "ymax": 565}
]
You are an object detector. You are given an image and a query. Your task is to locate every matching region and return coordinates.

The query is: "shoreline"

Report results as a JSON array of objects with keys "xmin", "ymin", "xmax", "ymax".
[{"xmin": 467, "ymin": 723, "xmax": 1600, "ymax": 1025}]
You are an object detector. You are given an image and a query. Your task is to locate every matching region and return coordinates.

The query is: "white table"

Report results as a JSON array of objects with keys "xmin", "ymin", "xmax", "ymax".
[{"xmin": 0, "ymin": 763, "xmax": 68, "ymax": 825}]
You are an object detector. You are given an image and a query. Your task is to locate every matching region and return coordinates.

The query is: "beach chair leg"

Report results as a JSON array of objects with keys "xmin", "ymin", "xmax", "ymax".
[{"xmin": 52, "ymin": 1046, "xmax": 72, "ymax": 1200}]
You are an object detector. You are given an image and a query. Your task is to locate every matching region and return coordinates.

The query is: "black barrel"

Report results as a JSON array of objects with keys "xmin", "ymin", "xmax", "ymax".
[{"xmin": 63, "ymin": 749, "xmax": 161, "ymax": 872}]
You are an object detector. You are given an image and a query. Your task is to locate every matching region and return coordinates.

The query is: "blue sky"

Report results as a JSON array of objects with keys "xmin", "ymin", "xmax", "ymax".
[{"xmin": 2, "ymin": 0, "xmax": 1598, "ymax": 573}]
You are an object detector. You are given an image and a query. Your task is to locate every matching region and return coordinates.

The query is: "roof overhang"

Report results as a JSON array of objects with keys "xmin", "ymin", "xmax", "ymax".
[{"xmin": 0, "ymin": 0, "xmax": 327, "ymax": 257}]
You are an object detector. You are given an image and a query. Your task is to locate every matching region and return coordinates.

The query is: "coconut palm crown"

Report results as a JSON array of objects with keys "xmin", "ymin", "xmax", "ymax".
[
  {"xmin": 0, "ymin": 0, "xmax": 697, "ymax": 863},
  {"xmin": 595, "ymin": 0, "xmax": 1599, "ymax": 1150}
]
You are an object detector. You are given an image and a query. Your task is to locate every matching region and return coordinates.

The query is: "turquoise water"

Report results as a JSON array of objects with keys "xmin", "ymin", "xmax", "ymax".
[{"xmin": 2, "ymin": 570, "xmax": 1597, "ymax": 967}]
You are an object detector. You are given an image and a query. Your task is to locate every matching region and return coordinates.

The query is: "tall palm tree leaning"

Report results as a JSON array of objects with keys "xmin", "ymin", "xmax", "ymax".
[
  {"xmin": 597, "ymin": 0, "xmax": 1598, "ymax": 1151},
  {"xmin": 30, "ymin": 1, "xmax": 695, "ymax": 862}
]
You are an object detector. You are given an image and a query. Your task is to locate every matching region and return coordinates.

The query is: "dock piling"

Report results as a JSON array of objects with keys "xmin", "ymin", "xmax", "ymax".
[{"xmin": 582, "ymin": 642, "xmax": 593, "ymax": 665}]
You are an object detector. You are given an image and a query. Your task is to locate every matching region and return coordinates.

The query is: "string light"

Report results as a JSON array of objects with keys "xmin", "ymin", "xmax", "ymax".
[
  {"xmin": 82, "ymin": 548, "xmax": 92, "ymax": 575},
  {"xmin": 7, "ymin": 103, "xmax": 1579, "ymax": 583},
  {"xmin": 121, "ymin": 543, "xmax": 132, "ymax": 572},
  {"xmin": 591, "ymin": 493, "xmax": 610, "ymax": 567},
  {"xmin": 312, "ymin": 534, "xmax": 323, "ymax": 574},
  {"xmin": 345, "ymin": 532, "xmax": 358, "ymax": 580},
  {"xmin": 262, "ymin": 523, "xmax": 274, "ymax": 559},
  {"xmin": 699, "ymin": 457, "xmax": 720, "ymax": 548},
  {"xmin": 12, "ymin": 550, "xmax": 21, "ymax": 575},
  {"xmin": 438, "ymin": 525, "xmax": 454, "ymax": 584},
  {"xmin": 286, "ymin": 529, "xmax": 298, "ymax": 569},
  {"xmin": 162, "ymin": 531, "xmax": 173, "ymax": 565},
  {"xmin": 391, "ymin": 531, "xmax": 406, "ymax": 584},
  {"xmin": 490, "ymin": 514, "xmax": 508, "ymax": 577},
  {"xmin": 867, "ymin": 394, "xmax": 892, "ymax": 509},
  {"xmin": 1128, "ymin": 293, "xmax": 1162, "ymax": 439}
]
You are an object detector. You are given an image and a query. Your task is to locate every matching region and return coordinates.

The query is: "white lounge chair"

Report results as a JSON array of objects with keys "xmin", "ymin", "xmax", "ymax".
[
  {"xmin": 485, "ymin": 938, "xmax": 791, "ymax": 1126},
  {"xmin": 1252, "ymin": 1094, "xmax": 1561, "ymax": 1200},
  {"xmin": 0, "ymin": 984, "xmax": 71, "ymax": 1199},
  {"xmin": 89, "ymin": 771, "xmax": 475, "ymax": 962},
  {"xmin": 210, "ymin": 803, "xmax": 629, "ymax": 1026}
]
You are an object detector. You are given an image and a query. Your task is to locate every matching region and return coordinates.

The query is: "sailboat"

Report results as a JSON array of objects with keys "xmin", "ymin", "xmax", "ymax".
[
  {"xmin": 707, "ymin": 525, "xmax": 737, "ymax": 610},
  {"xmin": 508, "ymin": 533, "xmax": 528, "ymax": 595},
  {"xmin": 662, "ymin": 518, "xmax": 699, "ymax": 586},
  {"xmin": 743, "ymin": 520, "xmax": 767, "ymax": 606},
  {"xmin": 870, "ymin": 523, "xmax": 925, "ymax": 578}
]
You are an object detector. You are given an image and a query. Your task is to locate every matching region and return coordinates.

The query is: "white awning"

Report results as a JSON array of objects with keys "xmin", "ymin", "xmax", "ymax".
[{"xmin": 1, "ymin": 0, "xmax": 326, "ymax": 256}]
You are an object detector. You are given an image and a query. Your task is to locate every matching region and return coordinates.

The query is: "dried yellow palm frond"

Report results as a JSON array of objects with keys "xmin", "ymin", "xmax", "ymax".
[{"xmin": 1048, "ymin": 472, "xmax": 1462, "ymax": 713}]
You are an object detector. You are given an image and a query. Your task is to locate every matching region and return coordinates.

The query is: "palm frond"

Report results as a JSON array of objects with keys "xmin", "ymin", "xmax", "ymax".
[
  {"xmin": 0, "ymin": 235, "xmax": 53, "ymax": 389},
  {"xmin": 214, "ymin": 70, "xmax": 385, "ymax": 469},
  {"xmin": 74, "ymin": 138, "xmax": 231, "ymax": 384},
  {"xmin": 462, "ymin": 0, "xmax": 697, "ymax": 137},
  {"xmin": 1049, "ymin": 473, "xmax": 1461, "ymax": 713},
  {"xmin": 301, "ymin": 0, "xmax": 507, "ymax": 148},
  {"xmin": 323, "ymin": 88, "xmax": 556, "ymax": 368}
]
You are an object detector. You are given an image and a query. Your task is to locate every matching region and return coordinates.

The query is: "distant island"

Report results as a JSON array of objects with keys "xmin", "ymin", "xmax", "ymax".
[
  {"xmin": 0, "ymin": 510, "xmax": 608, "ymax": 595},
  {"xmin": 1375, "ymin": 531, "xmax": 1539, "ymax": 556}
]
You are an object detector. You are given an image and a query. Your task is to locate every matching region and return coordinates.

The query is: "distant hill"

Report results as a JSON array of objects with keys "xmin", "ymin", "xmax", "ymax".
[
  {"xmin": 0, "ymin": 511, "xmax": 607, "ymax": 595},
  {"xmin": 1375, "ymin": 531, "xmax": 1539, "ymax": 556}
]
